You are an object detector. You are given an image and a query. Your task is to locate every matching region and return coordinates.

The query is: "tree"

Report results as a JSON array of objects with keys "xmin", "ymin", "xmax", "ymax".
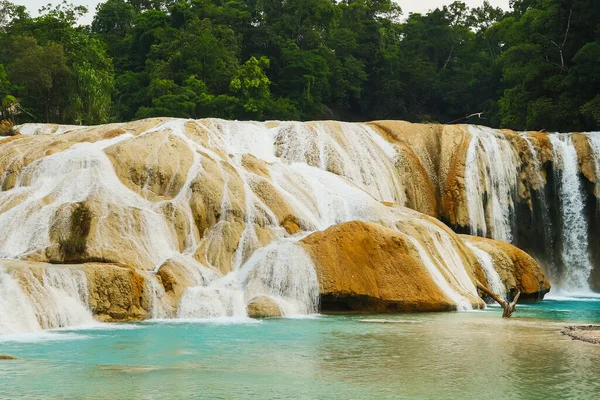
[
  {"xmin": 476, "ymin": 280, "xmax": 521, "ymax": 318},
  {"xmin": 230, "ymin": 56, "xmax": 271, "ymax": 118},
  {"xmin": 6, "ymin": 37, "xmax": 73, "ymax": 122}
]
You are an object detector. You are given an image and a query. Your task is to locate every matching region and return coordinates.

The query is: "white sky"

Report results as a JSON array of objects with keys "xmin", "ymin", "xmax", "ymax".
[{"xmin": 16, "ymin": 0, "xmax": 511, "ymax": 25}]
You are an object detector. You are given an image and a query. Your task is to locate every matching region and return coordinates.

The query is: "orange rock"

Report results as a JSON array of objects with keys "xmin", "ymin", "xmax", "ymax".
[
  {"xmin": 301, "ymin": 221, "xmax": 464, "ymax": 312},
  {"xmin": 461, "ymin": 235, "xmax": 551, "ymax": 300}
]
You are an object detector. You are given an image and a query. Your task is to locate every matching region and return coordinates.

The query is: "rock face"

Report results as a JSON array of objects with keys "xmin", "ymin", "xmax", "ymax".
[
  {"xmin": 562, "ymin": 326, "xmax": 600, "ymax": 344},
  {"xmin": 0, "ymin": 117, "xmax": 582, "ymax": 335},
  {"xmin": 246, "ymin": 296, "xmax": 282, "ymax": 318},
  {"xmin": 461, "ymin": 236, "xmax": 551, "ymax": 300},
  {"xmin": 301, "ymin": 221, "xmax": 484, "ymax": 312},
  {"xmin": 0, "ymin": 260, "xmax": 152, "ymax": 326},
  {"xmin": 83, "ymin": 263, "xmax": 150, "ymax": 321}
]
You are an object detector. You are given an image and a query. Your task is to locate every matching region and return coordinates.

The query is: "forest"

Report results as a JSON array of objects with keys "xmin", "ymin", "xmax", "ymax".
[{"xmin": 0, "ymin": 0, "xmax": 599, "ymax": 131}]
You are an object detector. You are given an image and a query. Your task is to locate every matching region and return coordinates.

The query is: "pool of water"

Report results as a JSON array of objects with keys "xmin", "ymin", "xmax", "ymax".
[{"xmin": 1, "ymin": 299, "xmax": 599, "ymax": 399}]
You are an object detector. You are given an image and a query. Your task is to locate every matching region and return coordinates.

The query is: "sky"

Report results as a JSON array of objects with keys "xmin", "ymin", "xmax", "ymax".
[{"xmin": 16, "ymin": 0, "xmax": 511, "ymax": 26}]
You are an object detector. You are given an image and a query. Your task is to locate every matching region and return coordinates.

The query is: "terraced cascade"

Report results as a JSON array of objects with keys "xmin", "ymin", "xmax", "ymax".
[{"xmin": 6, "ymin": 118, "xmax": 600, "ymax": 333}]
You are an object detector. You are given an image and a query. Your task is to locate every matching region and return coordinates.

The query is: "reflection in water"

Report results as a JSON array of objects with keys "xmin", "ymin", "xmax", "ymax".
[{"xmin": 1, "ymin": 304, "xmax": 599, "ymax": 399}]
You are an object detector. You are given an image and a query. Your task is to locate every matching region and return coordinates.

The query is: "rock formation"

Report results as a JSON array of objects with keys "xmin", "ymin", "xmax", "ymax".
[
  {"xmin": 461, "ymin": 236, "xmax": 551, "ymax": 300},
  {"xmin": 4, "ymin": 116, "xmax": 599, "ymax": 333},
  {"xmin": 246, "ymin": 296, "xmax": 282, "ymax": 318},
  {"xmin": 301, "ymin": 221, "xmax": 484, "ymax": 312}
]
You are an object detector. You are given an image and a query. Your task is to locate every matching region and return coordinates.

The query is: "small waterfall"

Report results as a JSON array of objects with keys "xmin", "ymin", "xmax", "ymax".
[
  {"xmin": 146, "ymin": 274, "xmax": 171, "ymax": 319},
  {"xmin": 405, "ymin": 236, "xmax": 474, "ymax": 310},
  {"xmin": 241, "ymin": 240, "xmax": 319, "ymax": 315},
  {"xmin": 177, "ymin": 285, "xmax": 247, "ymax": 319},
  {"xmin": 549, "ymin": 134, "xmax": 593, "ymax": 291},
  {"xmin": 275, "ymin": 121, "xmax": 406, "ymax": 204},
  {"xmin": 464, "ymin": 126, "xmax": 519, "ymax": 242},
  {"xmin": 0, "ymin": 267, "xmax": 43, "ymax": 335},
  {"xmin": 465, "ymin": 243, "xmax": 506, "ymax": 298},
  {"xmin": 176, "ymin": 240, "xmax": 319, "ymax": 318},
  {"xmin": 0, "ymin": 266, "xmax": 94, "ymax": 335}
]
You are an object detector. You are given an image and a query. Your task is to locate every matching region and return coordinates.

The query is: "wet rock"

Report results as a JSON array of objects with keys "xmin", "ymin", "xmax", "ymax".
[
  {"xmin": 562, "ymin": 325, "xmax": 600, "ymax": 344},
  {"xmin": 461, "ymin": 235, "xmax": 551, "ymax": 300},
  {"xmin": 246, "ymin": 296, "xmax": 282, "ymax": 318},
  {"xmin": 301, "ymin": 221, "xmax": 485, "ymax": 312}
]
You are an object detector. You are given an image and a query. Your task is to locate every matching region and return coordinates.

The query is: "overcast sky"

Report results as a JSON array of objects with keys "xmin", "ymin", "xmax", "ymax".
[{"xmin": 16, "ymin": 0, "xmax": 511, "ymax": 25}]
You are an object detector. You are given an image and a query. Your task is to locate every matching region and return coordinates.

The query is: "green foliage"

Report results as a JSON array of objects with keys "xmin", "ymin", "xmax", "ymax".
[{"xmin": 0, "ymin": 0, "xmax": 598, "ymax": 130}]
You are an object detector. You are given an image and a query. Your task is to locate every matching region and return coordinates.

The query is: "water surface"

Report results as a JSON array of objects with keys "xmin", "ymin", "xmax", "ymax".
[{"xmin": 1, "ymin": 299, "xmax": 599, "ymax": 399}]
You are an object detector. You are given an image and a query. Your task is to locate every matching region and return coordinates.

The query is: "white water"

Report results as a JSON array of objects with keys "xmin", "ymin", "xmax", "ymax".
[
  {"xmin": 241, "ymin": 240, "xmax": 320, "ymax": 315},
  {"xmin": 464, "ymin": 126, "xmax": 519, "ymax": 242},
  {"xmin": 0, "ymin": 266, "xmax": 94, "ymax": 335},
  {"xmin": 549, "ymin": 134, "xmax": 593, "ymax": 291},
  {"xmin": 1, "ymin": 119, "xmax": 546, "ymax": 334},
  {"xmin": 466, "ymin": 243, "xmax": 506, "ymax": 298}
]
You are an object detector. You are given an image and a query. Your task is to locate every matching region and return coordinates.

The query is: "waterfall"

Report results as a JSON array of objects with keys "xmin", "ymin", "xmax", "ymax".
[
  {"xmin": 274, "ymin": 121, "xmax": 406, "ymax": 204},
  {"xmin": 176, "ymin": 239, "xmax": 319, "ymax": 318},
  {"xmin": 465, "ymin": 243, "xmax": 506, "ymax": 298},
  {"xmin": 549, "ymin": 134, "xmax": 593, "ymax": 291},
  {"xmin": 241, "ymin": 240, "xmax": 320, "ymax": 315},
  {"xmin": 177, "ymin": 285, "xmax": 247, "ymax": 319},
  {"xmin": 0, "ymin": 265, "xmax": 94, "ymax": 335},
  {"xmin": 464, "ymin": 126, "xmax": 519, "ymax": 242},
  {"xmin": 0, "ymin": 267, "xmax": 43, "ymax": 335},
  {"xmin": 12, "ymin": 118, "xmax": 596, "ymax": 333}
]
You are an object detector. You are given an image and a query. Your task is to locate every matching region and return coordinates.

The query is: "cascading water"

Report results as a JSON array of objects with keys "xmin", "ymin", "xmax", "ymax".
[
  {"xmin": 464, "ymin": 126, "xmax": 519, "ymax": 242},
  {"xmin": 241, "ymin": 240, "xmax": 320, "ymax": 315},
  {"xmin": 11, "ymin": 118, "xmax": 596, "ymax": 334},
  {"xmin": 549, "ymin": 134, "xmax": 593, "ymax": 291},
  {"xmin": 465, "ymin": 243, "xmax": 506, "ymax": 298},
  {"xmin": 0, "ymin": 265, "xmax": 94, "ymax": 335}
]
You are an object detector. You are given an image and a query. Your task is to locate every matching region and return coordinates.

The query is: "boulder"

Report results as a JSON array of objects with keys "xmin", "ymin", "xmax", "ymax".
[
  {"xmin": 83, "ymin": 263, "xmax": 150, "ymax": 321},
  {"xmin": 246, "ymin": 296, "xmax": 282, "ymax": 318},
  {"xmin": 300, "ymin": 220, "xmax": 483, "ymax": 312},
  {"xmin": 461, "ymin": 235, "xmax": 551, "ymax": 300}
]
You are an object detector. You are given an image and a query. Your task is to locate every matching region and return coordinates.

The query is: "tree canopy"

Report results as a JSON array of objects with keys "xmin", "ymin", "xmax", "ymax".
[{"xmin": 0, "ymin": 0, "xmax": 598, "ymax": 131}]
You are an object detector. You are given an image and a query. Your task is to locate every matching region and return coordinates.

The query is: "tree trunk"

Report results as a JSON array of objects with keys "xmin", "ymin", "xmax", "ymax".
[{"xmin": 476, "ymin": 280, "xmax": 520, "ymax": 318}]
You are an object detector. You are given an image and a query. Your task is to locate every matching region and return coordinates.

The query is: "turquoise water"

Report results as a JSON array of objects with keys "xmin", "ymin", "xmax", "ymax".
[{"xmin": 1, "ymin": 299, "xmax": 599, "ymax": 400}]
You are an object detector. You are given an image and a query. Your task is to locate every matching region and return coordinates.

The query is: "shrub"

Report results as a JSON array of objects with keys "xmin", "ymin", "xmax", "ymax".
[
  {"xmin": 59, "ymin": 203, "xmax": 92, "ymax": 261},
  {"xmin": 0, "ymin": 119, "xmax": 15, "ymax": 136}
]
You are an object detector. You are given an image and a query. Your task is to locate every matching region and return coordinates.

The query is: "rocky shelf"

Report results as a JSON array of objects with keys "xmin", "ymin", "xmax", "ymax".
[{"xmin": 562, "ymin": 326, "xmax": 600, "ymax": 344}]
